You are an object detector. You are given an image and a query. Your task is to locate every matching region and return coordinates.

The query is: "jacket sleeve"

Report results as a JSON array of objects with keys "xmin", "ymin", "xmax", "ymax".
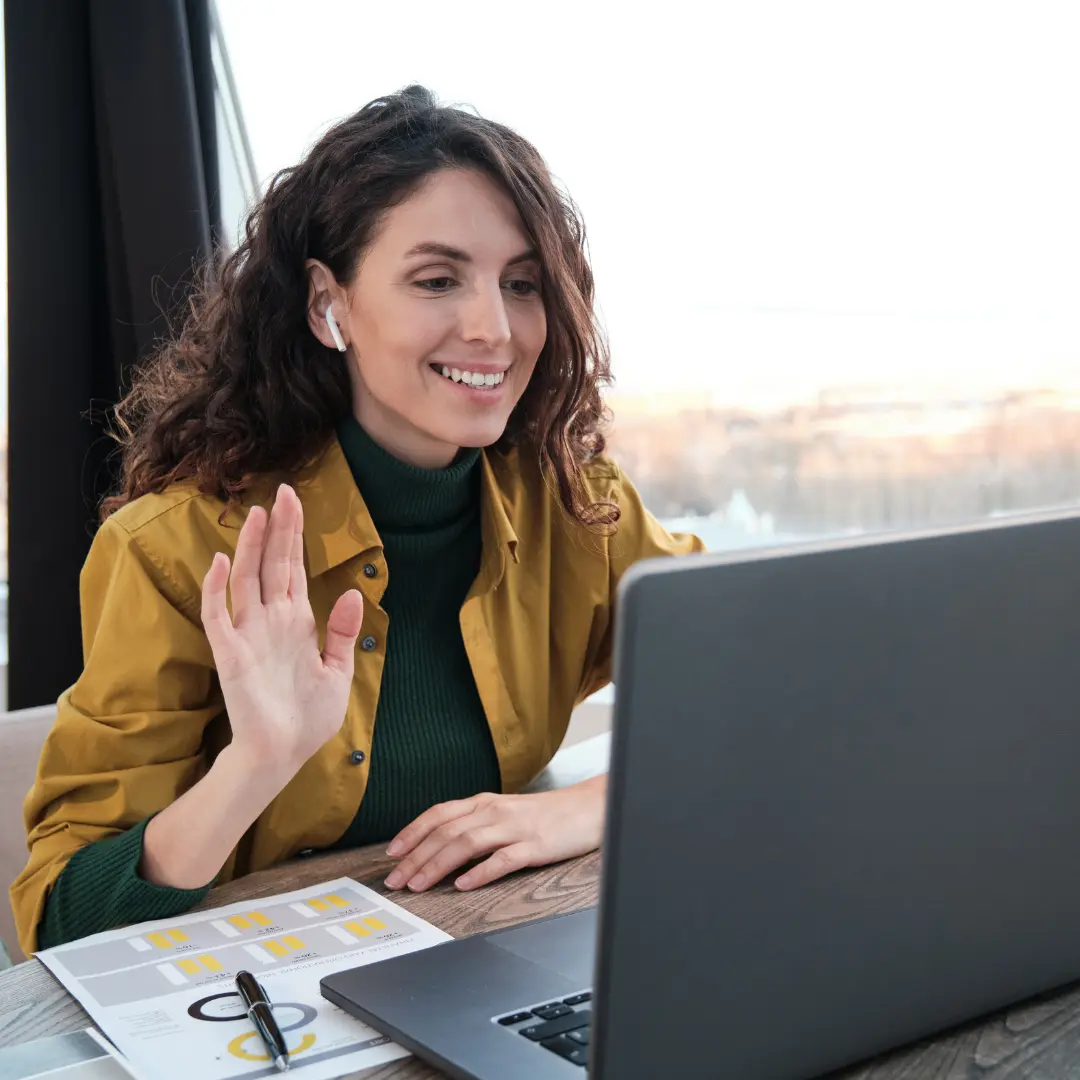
[
  {"xmin": 10, "ymin": 514, "xmax": 224, "ymax": 956},
  {"xmin": 576, "ymin": 462, "xmax": 707, "ymax": 701}
]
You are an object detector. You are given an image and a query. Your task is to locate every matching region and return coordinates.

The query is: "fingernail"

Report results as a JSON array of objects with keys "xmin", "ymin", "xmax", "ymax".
[
  {"xmin": 386, "ymin": 840, "xmax": 403, "ymax": 857},
  {"xmin": 384, "ymin": 871, "xmax": 403, "ymax": 889},
  {"xmin": 455, "ymin": 875, "xmax": 471, "ymax": 890},
  {"xmin": 408, "ymin": 876, "xmax": 426, "ymax": 892}
]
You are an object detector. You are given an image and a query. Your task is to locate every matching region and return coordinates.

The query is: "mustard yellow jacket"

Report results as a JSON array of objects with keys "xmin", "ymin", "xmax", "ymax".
[{"xmin": 12, "ymin": 436, "xmax": 703, "ymax": 955}]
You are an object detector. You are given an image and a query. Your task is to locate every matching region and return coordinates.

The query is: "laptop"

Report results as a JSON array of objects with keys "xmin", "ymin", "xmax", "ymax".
[{"xmin": 322, "ymin": 506, "xmax": 1080, "ymax": 1079}]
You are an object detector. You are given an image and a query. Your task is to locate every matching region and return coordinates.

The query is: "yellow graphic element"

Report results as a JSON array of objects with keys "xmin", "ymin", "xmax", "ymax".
[
  {"xmin": 227, "ymin": 916, "xmax": 252, "ymax": 930},
  {"xmin": 166, "ymin": 929, "xmax": 188, "ymax": 943},
  {"xmin": 147, "ymin": 932, "xmax": 172, "ymax": 949},
  {"xmin": 344, "ymin": 921, "xmax": 371, "ymax": 938},
  {"xmin": 248, "ymin": 911, "xmax": 272, "ymax": 927},
  {"xmin": 362, "ymin": 917, "xmax": 386, "ymax": 931},
  {"xmin": 308, "ymin": 892, "xmax": 350, "ymax": 912},
  {"xmin": 228, "ymin": 1031, "xmax": 316, "ymax": 1062},
  {"xmin": 263, "ymin": 935, "xmax": 306, "ymax": 958},
  {"xmin": 176, "ymin": 954, "xmax": 226, "ymax": 976}
]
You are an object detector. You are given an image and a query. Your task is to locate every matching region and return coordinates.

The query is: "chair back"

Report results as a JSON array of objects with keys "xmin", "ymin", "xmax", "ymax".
[{"xmin": 0, "ymin": 704, "xmax": 56, "ymax": 964}]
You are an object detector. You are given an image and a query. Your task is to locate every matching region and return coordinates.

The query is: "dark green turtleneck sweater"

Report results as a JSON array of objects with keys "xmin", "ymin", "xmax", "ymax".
[
  {"xmin": 332, "ymin": 416, "xmax": 502, "ymax": 845},
  {"xmin": 36, "ymin": 421, "xmax": 501, "ymax": 949}
]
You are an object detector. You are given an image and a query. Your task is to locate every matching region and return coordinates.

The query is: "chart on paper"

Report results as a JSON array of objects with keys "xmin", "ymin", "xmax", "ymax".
[
  {"xmin": 35, "ymin": 878, "xmax": 454, "ymax": 1080},
  {"xmin": 55, "ymin": 885, "xmax": 421, "ymax": 1007}
]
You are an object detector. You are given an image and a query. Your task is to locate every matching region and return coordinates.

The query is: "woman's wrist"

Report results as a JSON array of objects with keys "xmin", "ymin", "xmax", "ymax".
[
  {"xmin": 139, "ymin": 744, "xmax": 296, "ymax": 889},
  {"xmin": 214, "ymin": 738, "xmax": 304, "ymax": 799}
]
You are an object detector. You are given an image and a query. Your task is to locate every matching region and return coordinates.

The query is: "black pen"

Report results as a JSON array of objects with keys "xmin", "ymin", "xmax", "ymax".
[{"xmin": 235, "ymin": 969, "xmax": 290, "ymax": 1072}]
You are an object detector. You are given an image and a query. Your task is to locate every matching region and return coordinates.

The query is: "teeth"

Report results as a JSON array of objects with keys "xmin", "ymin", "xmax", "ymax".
[{"xmin": 437, "ymin": 367, "xmax": 505, "ymax": 388}]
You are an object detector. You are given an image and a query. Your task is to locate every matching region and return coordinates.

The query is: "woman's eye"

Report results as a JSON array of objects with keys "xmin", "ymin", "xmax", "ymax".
[
  {"xmin": 416, "ymin": 276, "xmax": 456, "ymax": 291},
  {"xmin": 505, "ymin": 279, "xmax": 539, "ymax": 296}
]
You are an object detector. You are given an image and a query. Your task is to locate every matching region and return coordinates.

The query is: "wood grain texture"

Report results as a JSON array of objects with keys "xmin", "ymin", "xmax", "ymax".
[
  {"xmin": 0, "ymin": 954, "xmax": 91, "ymax": 1047},
  {"xmin": 825, "ymin": 981, "xmax": 1080, "ymax": 1080}
]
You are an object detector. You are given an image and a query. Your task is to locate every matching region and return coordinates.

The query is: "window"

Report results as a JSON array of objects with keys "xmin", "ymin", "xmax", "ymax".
[
  {"xmin": 214, "ymin": 1, "xmax": 1080, "ymax": 554},
  {"xmin": 209, "ymin": 2, "xmax": 259, "ymax": 247}
]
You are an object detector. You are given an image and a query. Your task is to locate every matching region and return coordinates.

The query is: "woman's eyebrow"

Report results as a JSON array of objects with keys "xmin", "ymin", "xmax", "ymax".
[{"xmin": 403, "ymin": 241, "xmax": 539, "ymax": 267}]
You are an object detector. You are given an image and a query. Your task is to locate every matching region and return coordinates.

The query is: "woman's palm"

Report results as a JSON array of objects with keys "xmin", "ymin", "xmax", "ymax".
[{"xmin": 201, "ymin": 484, "xmax": 364, "ymax": 769}]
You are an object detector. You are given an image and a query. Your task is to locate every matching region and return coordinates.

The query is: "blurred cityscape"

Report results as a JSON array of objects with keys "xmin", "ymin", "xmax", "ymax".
[{"xmin": 605, "ymin": 384, "xmax": 1080, "ymax": 547}]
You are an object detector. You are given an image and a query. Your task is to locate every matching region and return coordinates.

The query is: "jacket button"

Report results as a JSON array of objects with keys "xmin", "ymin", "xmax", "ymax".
[
  {"xmin": 350, "ymin": 749, "xmax": 366, "ymax": 765},
  {"xmin": 361, "ymin": 635, "xmax": 377, "ymax": 652},
  {"xmin": 362, "ymin": 563, "xmax": 378, "ymax": 578}
]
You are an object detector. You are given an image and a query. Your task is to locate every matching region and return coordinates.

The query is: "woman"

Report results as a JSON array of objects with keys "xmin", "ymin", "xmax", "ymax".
[{"xmin": 11, "ymin": 85, "xmax": 703, "ymax": 956}]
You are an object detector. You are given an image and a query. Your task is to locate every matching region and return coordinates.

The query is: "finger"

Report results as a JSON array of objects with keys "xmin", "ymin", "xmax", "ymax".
[
  {"xmin": 259, "ymin": 484, "xmax": 298, "ymax": 605},
  {"xmin": 229, "ymin": 504, "xmax": 268, "ymax": 620},
  {"xmin": 288, "ymin": 495, "xmax": 308, "ymax": 604},
  {"xmin": 385, "ymin": 797, "xmax": 482, "ymax": 861},
  {"xmin": 201, "ymin": 552, "xmax": 237, "ymax": 656},
  {"xmin": 386, "ymin": 816, "xmax": 478, "ymax": 890},
  {"xmin": 321, "ymin": 590, "xmax": 364, "ymax": 675},
  {"xmin": 455, "ymin": 842, "xmax": 535, "ymax": 891},
  {"xmin": 404, "ymin": 824, "xmax": 512, "ymax": 893}
]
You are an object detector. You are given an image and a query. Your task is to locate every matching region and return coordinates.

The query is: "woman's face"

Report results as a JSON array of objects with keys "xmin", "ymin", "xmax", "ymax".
[{"xmin": 308, "ymin": 168, "xmax": 548, "ymax": 468}]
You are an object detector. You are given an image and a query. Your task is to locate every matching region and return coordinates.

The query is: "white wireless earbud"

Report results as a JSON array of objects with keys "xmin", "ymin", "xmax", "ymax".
[{"xmin": 324, "ymin": 305, "xmax": 348, "ymax": 352}]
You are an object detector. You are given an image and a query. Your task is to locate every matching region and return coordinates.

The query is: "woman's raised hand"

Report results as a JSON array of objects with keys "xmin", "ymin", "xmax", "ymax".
[{"xmin": 200, "ymin": 483, "xmax": 364, "ymax": 777}]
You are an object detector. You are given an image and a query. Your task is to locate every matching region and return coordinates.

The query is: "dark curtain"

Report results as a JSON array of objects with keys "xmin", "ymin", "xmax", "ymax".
[{"xmin": 5, "ymin": 0, "xmax": 221, "ymax": 709}]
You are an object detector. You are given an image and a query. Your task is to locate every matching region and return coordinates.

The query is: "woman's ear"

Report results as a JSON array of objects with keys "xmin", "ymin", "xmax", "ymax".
[{"xmin": 305, "ymin": 259, "xmax": 349, "ymax": 351}]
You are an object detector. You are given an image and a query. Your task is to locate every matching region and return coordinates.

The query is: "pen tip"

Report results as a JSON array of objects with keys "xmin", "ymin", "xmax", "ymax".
[{"xmin": 273, "ymin": 1055, "xmax": 289, "ymax": 1072}]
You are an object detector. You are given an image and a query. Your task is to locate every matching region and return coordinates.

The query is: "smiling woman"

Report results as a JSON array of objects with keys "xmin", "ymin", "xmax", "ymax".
[{"xmin": 10, "ymin": 85, "xmax": 704, "ymax": 958}]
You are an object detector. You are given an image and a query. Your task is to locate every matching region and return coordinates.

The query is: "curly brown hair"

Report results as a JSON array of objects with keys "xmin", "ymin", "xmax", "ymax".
[{"xmin": 101, "ymin": 85, "xmax": 616, "ymax": 527}]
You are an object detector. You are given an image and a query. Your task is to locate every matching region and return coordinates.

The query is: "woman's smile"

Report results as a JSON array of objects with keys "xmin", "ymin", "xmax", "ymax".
[{"xmin": 429, "ymin": 362, "xmax": 510, "ymax": 399}]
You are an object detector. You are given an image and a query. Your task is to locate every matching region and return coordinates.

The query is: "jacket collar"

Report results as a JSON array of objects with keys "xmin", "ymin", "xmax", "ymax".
[{"xmin": 296, "ymin": 433, "xmax": 519, "ymax": 578}]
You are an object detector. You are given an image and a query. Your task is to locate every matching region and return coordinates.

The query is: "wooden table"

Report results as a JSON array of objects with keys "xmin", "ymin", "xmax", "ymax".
[{"xmin": 4, "ymin": 729, "xmax": 1080, "ymax": 1078}]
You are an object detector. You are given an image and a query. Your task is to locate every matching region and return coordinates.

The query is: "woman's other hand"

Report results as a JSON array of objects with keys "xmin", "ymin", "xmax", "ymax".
[{"xmin": 383, "ymin": 776, "xmax": 607, "ymax": 892}]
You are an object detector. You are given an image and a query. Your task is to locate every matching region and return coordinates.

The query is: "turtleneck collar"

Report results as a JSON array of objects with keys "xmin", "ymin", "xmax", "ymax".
[{"xmin": 334, "ymin": 415, "xmax": 481, "ymax": 533}]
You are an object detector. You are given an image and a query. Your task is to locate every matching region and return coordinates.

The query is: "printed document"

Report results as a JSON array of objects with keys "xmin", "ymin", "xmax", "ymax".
[{"xmin": 37, "ymin": 877, "xmax": 452, "ymax": 1080}]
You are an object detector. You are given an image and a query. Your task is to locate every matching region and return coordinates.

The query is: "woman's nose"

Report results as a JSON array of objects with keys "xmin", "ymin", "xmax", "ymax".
[{"xmin": 460, "ymin": 283, "xmax": 512, "ymax": 348}]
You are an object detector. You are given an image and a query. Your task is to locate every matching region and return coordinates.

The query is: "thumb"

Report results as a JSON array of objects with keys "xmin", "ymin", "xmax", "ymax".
[{"xmin": 322, "ymin": 589, "xmax": 364, "ymax": 674}]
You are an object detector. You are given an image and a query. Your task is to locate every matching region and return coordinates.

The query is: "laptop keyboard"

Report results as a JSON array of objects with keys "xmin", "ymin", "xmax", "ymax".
[{"xmin": 494, "ymin": 991, "xmax": 593, "ymax": 1067}]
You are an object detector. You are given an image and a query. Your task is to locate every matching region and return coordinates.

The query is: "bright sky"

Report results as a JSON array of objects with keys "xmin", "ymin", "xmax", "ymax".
[{"xmin": 217, "ymin": 1, "xmax": 1079, "ymax": 407}]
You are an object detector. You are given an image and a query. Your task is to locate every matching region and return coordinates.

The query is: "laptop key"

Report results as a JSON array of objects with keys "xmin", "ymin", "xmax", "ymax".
[
  {"xmin": 540, "ymin": 1034, "xmax": 584, "ymax": 1061},
  {"xmin": 563, "ymin": 992, "xmax": 592, "ymax": 1006},
  {"xmin": 497, "ymin": 1011, "xmax": 534, "ymax": 1026},
  {"xmin": 533, "ymin": 1003, "xmax": 572, "ymax": 1021},
  {"xmin": 567, "ymin": 1028, "xmax": 590, "ymax": 1045},
  {"xmin": 519, "ymin": 1010, "xmax": 591, "ymax": 1041},
  {"xmin": 568, "ymin": 1046, "xmax": 589, "ymax": 1066}
]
